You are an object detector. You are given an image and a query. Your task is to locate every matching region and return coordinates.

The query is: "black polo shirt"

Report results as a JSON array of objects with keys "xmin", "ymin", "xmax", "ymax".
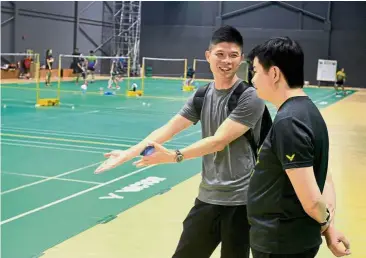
[{"xmin": 247, "ymin": 96, "xmax": 329, "ymax": 254}]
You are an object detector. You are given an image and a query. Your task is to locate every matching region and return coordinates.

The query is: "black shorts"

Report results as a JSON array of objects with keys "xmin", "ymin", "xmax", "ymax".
[
  {"xmin": 252, "ymin": 245, "xmax": 320, "ymax": 258},
  {"xmin": 172, "ymin": 198, "xmax": 250, "ymax": 258},
  {"xmin": 336, "ymin": 80, "xmax": 344, "ymax": 85},
  {"xmin": 73, "ymin": 66, "xmax": 83, "ymax": 74},
  {"xmin": 111, "ymin": 72, "xmax": 124, "ymax": 78}
]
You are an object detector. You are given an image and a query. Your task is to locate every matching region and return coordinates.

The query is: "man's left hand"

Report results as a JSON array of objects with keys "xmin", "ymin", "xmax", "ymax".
[
  {"xmin": 323, "ymin": 225, "xmax": 351, "ymax": 257},
  {"xmin": 133, "ymin": 142, "xmax": 176, "ymax": 168}
]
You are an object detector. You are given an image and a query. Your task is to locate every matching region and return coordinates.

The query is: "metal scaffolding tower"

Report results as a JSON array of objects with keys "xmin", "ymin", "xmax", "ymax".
[
  {"xmin": 97, "ymin": 1, "xmax": 141, "ymax": 75},
  {"xmin": 116, "ymin": 1, "xmax": 141, "ymax": 75}
]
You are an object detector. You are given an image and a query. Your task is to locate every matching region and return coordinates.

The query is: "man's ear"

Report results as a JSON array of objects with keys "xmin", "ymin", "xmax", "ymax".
[
  {"xmin": 272, "ymin": 66, "xmax": 281, "ymax": 84},
  {"xmin": 205, "ymin": 50, "xmax": 210, "ymax": 63}
]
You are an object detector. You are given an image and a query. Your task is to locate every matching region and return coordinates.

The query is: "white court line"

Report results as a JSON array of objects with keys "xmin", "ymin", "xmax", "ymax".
[
  {"xmin": 1, "ymin": 171, "xmax": 102, "ymax": 185},
  {"xmin": 3, "ymin": 108, "xmax": 102, "ymax": 125},
  {"xmin": 112, "ymin": 108, "xmax": 176, "ymax": 118},
  {"xmin": 1, "ymin": 142, "xmax": 106, "ymax": 154},
  {"xmin": 84, "ymin": 110, "xmax": 100, "ymax": 114},
  {"xmin": 0, "ymin": 165, "xmax": 155, "ymax": 225},
  {"xmin": 60, "ymin": 102, "xmax": 145, "ymax": 111},
  {"xmin": 1, "ymin": 126, "xmax": 145, "ymax": 141},
  {"xmin": 1, "ymin": 103, "xmax": 38, "ymax": 109},
  {"xmin": 313, "ymin": 92, "xmax": 337, "ymax": 104},
  {"xmin": 33, "ymin": 109, "xmax": 101, "ymax": 120},
  {"xmin": 1, "ymin": 139, "xmax": 112, "ymax": 152},
  {"xmin": 1, "ymin": 126, "xmax": 192, "ymax": 146},
  {"xmin": 0, "ymin": 128, "xmax": 188, "ymax": 147},
  {"xmin": 167, "ymin": 99, "xmax": 186, "ymax": 102},
  {"xmin": 0, "ymin": 162, "xmax": 102, "ymax": 195},
  {"xmin": 1, "ymin": 98, "xmax": 35, "ymax": 104},
  {"xmin": 173, "ymin": 130, "xmax": 201, "ymax": 140}
]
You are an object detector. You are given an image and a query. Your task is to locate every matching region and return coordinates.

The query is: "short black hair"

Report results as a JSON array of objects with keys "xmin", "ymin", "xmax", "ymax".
[
  {"xmin": 248, "ymin": 37, "xmax": 304, "ymax": 88},
  {"xmin": 90, "ymin": 50, "xmax": 94, "ymax": 54},
  {"xmin": 210, "ymin": 25, "xmax": 243, "ymax": 53}
]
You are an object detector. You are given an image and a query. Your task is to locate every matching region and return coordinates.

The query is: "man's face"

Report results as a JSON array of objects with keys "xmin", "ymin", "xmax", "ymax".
[
  {"xmin": 252, "ymin": 57, "xmax": 276, "ymax": 101},
  {"xmin": 205, "ymin": 42, "xmax": 243, "ymax": 80}
]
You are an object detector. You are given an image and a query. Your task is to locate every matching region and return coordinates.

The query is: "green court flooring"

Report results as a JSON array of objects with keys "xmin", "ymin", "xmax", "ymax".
[{"xmin": 0, "ymin": 78, "xmax": 356, "ymax": 258}]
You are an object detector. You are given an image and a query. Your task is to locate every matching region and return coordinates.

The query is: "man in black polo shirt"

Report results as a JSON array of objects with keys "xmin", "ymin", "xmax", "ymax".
[{"xmin": 247, "ymin": 37, "xmax": 351, "ymax": 257}]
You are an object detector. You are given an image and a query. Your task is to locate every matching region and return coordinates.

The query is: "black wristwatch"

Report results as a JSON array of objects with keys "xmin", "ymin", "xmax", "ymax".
[
  {"xmin": 175, "ymin": 150, "xmax": 184, "ymax": 163},
  {"xmin": 319, "ymin": 208, "xmax": 331, "ymax": 226}
]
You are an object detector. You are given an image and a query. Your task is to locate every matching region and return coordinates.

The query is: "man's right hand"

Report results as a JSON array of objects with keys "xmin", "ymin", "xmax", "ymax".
[{"xmin": 94, "ymin": 150, "xmax": 130, "ymax": 174}]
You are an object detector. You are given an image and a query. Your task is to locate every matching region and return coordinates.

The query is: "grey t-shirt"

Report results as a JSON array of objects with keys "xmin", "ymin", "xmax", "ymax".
[{"xmin": 179, "ymin": 80, "xmax": 265, "ymax": 206}]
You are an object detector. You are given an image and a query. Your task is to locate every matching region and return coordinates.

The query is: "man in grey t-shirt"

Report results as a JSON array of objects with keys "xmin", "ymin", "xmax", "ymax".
[
  {"xmin": 179, "ymin": 80, "xmax": 263, "ymax": 206},
  {"xmin": 95, "ymin": 26, "xmax": 265, "ymax": 258}
]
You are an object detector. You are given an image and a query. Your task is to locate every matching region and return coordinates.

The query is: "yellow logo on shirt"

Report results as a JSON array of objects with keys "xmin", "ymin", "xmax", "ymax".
[{"xmin": 286, "ymin": 154, "xmax": 295, "ymax": 161}]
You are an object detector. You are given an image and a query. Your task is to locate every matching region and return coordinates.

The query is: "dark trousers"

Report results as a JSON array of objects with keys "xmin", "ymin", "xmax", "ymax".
[
  {"xmin": 172, "ymin": 198, "xmax": 250, "ymax": 258},
  {"xmin": 252, "ymin": 246, "xmax": 320, "ymax": 258}
]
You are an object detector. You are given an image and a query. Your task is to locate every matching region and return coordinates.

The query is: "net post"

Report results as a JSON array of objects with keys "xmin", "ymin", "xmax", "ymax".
[
  {"xmin": 184, "ymin": 59, "xmax": 187, "ymax": 83},
  {"xmin": 141, "ymin": 57, "xmax": 145, "ymax": 92},
  {"xmin": 57, "ymin": 54, "xmax": 62, "ymax": 101},
  {"xmin": 36, "ymin": 53, "xmax": 40, "ymax": 103},
  {"xmin": 127, "ymin": 57, "xmax": 131, "ymax": 94},
  {"xmin": 193, "ymin": 59, "xmax": 197, "ymax": 79}
]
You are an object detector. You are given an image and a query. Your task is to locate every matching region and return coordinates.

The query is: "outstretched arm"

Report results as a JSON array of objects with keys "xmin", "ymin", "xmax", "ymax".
[
  {"xmin": 95, "ymin": 114, "xmax": 193, "ymax": 173},
  {"xmin": 181, "ymin": 118, "xmax": 249, "ymax": 160},
  {"xmin": 125, "ymin": 114, "xmax": 194, "ymax": 160},
  {"xmin": 133, "ymin": 117, "xmax": 250, "ymax": 167},
  {"xmin": 133, "ymin": 88, "xmax": 265, "ymax": 167}
]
